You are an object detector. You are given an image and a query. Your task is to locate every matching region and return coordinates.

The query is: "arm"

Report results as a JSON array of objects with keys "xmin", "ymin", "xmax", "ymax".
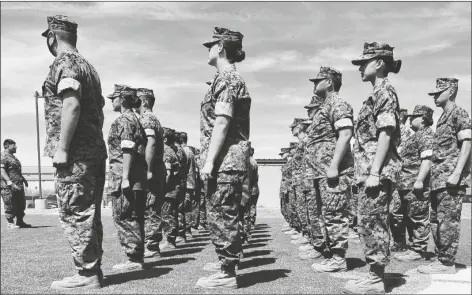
[
  {"xmin": 145, "ymin": 136, "xmax": 156, "ymax": 176},
  {"xmin": 57, "ymin": 91, "xmax": 81, "ymax": 154},
  {"xmin": 122, "ymin": 150, "xmax": 134, "ymax": 189},
  {"xmin": 329, "ymin": 128, "xmax": 353, "ymax": 175},
  {"xmin": 1, "ymin": 168, "xmax": 12, "ymax": 185},
  {"xmin": 22, "ymin": 176, "xmax": 28, "ymax": 187},
  {"xmin": 202, "ymin": 116, "xmax": 231, "ymax": 177},
  {"xmin": 453, "ymin": 141, "xmax": 471, "ymax": 176},
  {"xmin": 370, "ymin": 128, "xmax": 392, "ymax": 176},
  {"xmin": 415, "ymin": 159, "xmax": 431, "ymax": 184}
]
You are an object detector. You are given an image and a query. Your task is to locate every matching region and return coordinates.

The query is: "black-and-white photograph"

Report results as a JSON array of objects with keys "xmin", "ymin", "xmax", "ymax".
[{"xmin": 1, "ymin": 1, "xmax": 471, "ymax": 294}]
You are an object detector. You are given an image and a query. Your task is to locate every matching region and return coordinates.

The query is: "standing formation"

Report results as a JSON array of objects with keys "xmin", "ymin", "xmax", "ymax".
[{"xmin": 279, "ymin": 42, "xmax": 471, "ymax": 294}]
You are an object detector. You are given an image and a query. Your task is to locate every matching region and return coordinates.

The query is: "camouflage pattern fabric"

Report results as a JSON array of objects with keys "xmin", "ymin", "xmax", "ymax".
[
  {"xmin": 42, "ymin": 48, "xmax": 107, "ymax": 162},
  {"xmin": 163, "ymin": 144, "xmax": 180, "ymax": 239},
  {"xmin": 288, "ymin": 189, "xmax": 301, "ymax": 230},
  {"xmin": 144, "ymin": 185, "xmax": 165, "ymax": 251},
  {"xmin": 431, "ymin": 187, "xmax": 466, "ymax": 264},
  {"xmin": 199, "ymin": 64, "xmax": 251, "ymax": 173},
  {"xmin": 357, "ymin": 180, "xmax": 393, "ymax": 267},
  {"xmin": 431, "ymin": 105, "xmax": 471, "ymax": 191},
  {"xmin": 158, "ymin": 197, "xmax": 178, "ymax": 243},
  {"xmin": 174, "ymin": 143, "xmax": 188, "ymax": 237},
  {"xmin": 347, "ymin": 185, "xmax": 358, "ymax": 228},
  {"xmin": 55, "ymin": 159, "xmax": 106, "ymax": 272},
  {"xmin": 111, "ymin": 190, "xmax": 145, "ymax": 261},
  {"xmin": 183, "ymin": 144, "xmax": 197, "ymax": 190},
  {"xmin": 107, "ymin": 109, "xmax": 148, "ymax": 193},
  {"xmin": 249, "ymin": 193, "xmax": 260, "ymax": 227},
  {"xmin": 207, "ymin": 172, "xmax": 244, "ymax": 267},
  {"xmin": 1, "ymin": 187, "xmax": 26, "ymax": 222},
  {"xmin": 353, "ymin": 78, "xmax": 401, "ymax": 185},
  {"xmin": 184, "ymin": 189, "xmax": 200, "ymax": 229},
  {"xmin": 390, "ymin": 189, "xmax": 430, "ymax": 252},
  {"xmin": 305, "ymin": 187, "xmax": 326, "ymax": 252},
  {"xmin": 397, "ymin": 127, "xmax": 434, "ymax": 190},
  {"xmin": 0, "ymin": 152, "xmax": 24, "ymax": 188}
]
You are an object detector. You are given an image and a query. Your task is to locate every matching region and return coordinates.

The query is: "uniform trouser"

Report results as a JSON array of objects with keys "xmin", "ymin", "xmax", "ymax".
[
  {"xmin": 207, "ymin": 171, "xmax": 244, "ymax": 269},
  {"xmin": 249, "ymin": 193, "xmax": 260, "ymax": 227},
  {"xmin": 111, "ymin": 189, "xmax": 145, "ymax": 262},
  {"xmin": 184, "ymin": 189, "xmax": 200, "ymax": 230},
  {"xmin": 158, "ymin": 196, "xmax": 178, "ymax": 243},
  {"xmin": 294, "ymin": 185, "xmax": 310, "ymax": 235},
  {"xmin": 199, "ymin": 182, "xmax": 207, "ymax": 226},
  {"xmin": 288, "ymin": 189, "xmax": 301, "ymax": 231},
  {"xmin": 240, "ymin": 203, "xmax": 251, "ymax": 239},
  {"xmin": 1, "ymin": 185, "xmax": 26, "ymax": 222},
  {"xmin": 390, "ymin": 188, "xmax": 430, "ymax": 253},
  {"xmin": 144, "ymin": 178, "xmax": 165, "ymax": 251},
  {"xmin": 357, "ymin": 180, "xmax": 393, "ymax": 268},
  {"xmin": 177, "ymin": 184, "xmax": 187, "ymax": 236},
  {"xmin": 431, "ymin": 187, "xmax": 466, "ymax": 265},
  {"xmin": 55, "ymin": 159, "xmax": 105, "ymax": 273},
  {"xmin": 347, "ymin": 186, "xmax": 358, "ymax": 229},
  {"xmin": 306, "ymin": 179, "xmax": 349, "ymax": 256}
]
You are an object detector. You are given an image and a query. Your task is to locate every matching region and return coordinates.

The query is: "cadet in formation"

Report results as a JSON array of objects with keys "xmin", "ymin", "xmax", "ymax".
[
  {"xmin": 1, "ymin": 139, "xmax": 31, "ymax": 229},
  {"xmin": 197, "ymin": 26, "xmax": 251, "ymax": 289},
  {"xmin": 42, "ymin": 15, "xmax": 108, "ymax": 290},
  {"xmin": 418, "ymin": 78, "xmax": 471, "ymax": 274},
  {"xmin": 107, "ymin": 85, "xmax": 147, "ymax": 272},
  {"xmin": 181, "ymin": 132, "xmax": 198, "ymax": 237},
  {"xmin": 173, "ymin": 131, "xmax": 189, "ymax": 242}
]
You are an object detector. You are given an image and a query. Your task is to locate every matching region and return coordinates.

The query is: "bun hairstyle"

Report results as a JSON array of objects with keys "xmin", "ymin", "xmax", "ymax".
[
  {"xmin": 222, "ymin": 40, "xmax": 246, "ymax": 63},
  {"xmin": 121, "ymin": 93, "xmax": 141, "ymax": 108},
  {"xmin": 379, "ymin": 56, "xmax": 402, "ymax": 75}
]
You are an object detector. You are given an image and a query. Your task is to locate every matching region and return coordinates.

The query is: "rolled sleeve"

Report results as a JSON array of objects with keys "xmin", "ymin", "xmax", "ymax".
[
  {"xmin": 458, "ymin": 129, "xmax": 471, "ymax": 141},
  {"xmin": 121, "ymin": 140, "xmax": 136, "ymax": 150},
  {"xmin": 420, "ymin": 149, "xmax": 433, "ymax": 159},
  {"xmin": 145, "ymin": 129, "xmax": 156, "ymax": 137},
  {"xmin": 376, "ymin": 112, "xmax": 396, "ymax": 130},
  {"xmin": 334, "ymin": 118, "xmax": 353, "ymax": 130},
  {"xmin": 57, "ymin": 78, "xmax": 82, "ymax": 99},
  {"xmin": 215, "ymin": 102, "xmax": 234, "ymax": 118}
]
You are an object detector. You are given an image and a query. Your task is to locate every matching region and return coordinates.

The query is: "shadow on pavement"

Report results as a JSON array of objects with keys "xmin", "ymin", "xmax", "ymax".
[
  {"xmin": 147, "ymin": 257, "xmax": 196, "ymax": 268},
  {"xmin": 187, "ymin": 237, "xmax": 211, "ymax": 242},
  {"xmin": 178, "ymin": 242, "xmax": 208, "ymax": 248},
  {"xmin": 455, "ymin": 263, "xmax": 468, "ymax": 270},
  {"xmin": 162, "ymin": 247, "xmax": 204, "ymax": 257},
  {"xmin": 238, "ymin": 269, "xmax": 291, "ymax": 288},
  {"xmin": 249, "ymin": 238, "xmax": 272, "ymax": 243},
  {"xmin": 27, "ymin": 226, "xmax": 54, "ymax": 229},
  {"xmin": 243, "ymin": 250, "xmax": 273, "ymax": 258},
  {"xmin": 385, "ymin": 273, "xmax": 406, "ymax": 293},
  {"xmin": 243, "ymin": 243, "xmax": 267, "ymax": 249},
  {"xmin": 250, "ymin": 234, "xmax": 272, "ymax": 239},
  {"xmin": 238, "ymin": 257, "xmax": 277, "ymax": 270},
  {"xmin": 346, "ymin": 257, "xmax": 367, "ymax": 271},
  {"xmin": 105, "ymin": 267, "xmax": 172, "ymax": 286}
]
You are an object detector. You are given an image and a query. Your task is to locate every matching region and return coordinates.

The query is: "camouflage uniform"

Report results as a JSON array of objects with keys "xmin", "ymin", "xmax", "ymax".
[
  {"xmin": 279, "ymin": 149, "xmax": 290, "ymax": 222},
  {"xmin": 107, "ymin": 94, "xmax": 147, "ymax": 262},
  {"xmin": 42, "ymin": 24, "xmax": 107, "ymax": 273},
  {"xmin": 196, "ymin": 152, "xmax": 207, "ymax": 227},
  {"xmin": 174, "ymin": 136, "xmax": 188, "ymax": 238},
  {"xmin": 305, "ymin": 87, "xmax": 354, "ymax": 257},
  {"xmin": 429, "ymin": 78, "xmax": 471, "ymax": 265},
  {"xmin": 160, "ymin": 129, "xmax": 181, "ymax": 244},
  {"xmin": 291, "ymin": 129, "xmax": 310, "ymax": 236},
  {"xmin": 248, "ymin": 156, "xmax": 260, "ymax": 227},
  {"xmin": 353, "ymin": 77, "xmax": 401, "ymax": 268},
  {"xmin": 183, "ymin": 144, "xmax": 199, "ymax": 230},
  {"xmin": 286, "ymin": 143, "xmax": 301, "ymax": 230},
  {"xmin": 136, "ymin": 89, "xmax": 166, "ymax": 252},
  {"xmin": 200, "ymin": 63, "xmax": 251, "ymax": 269},
  {"xmin": 390, "ymin": 105, "xmax": 434, "ymax": 253},
  {"xmin": 1, "ymin": 152, "xmax": 26, "ymax": 223}
]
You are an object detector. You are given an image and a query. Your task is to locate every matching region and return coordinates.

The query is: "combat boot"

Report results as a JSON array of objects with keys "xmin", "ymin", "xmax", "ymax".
[
  {"xmin": 284, "ymin": 229, "xmax": 298, "ymax": 235},
  {"xmin": 291, "ymin": 235, "xmax": 309, "ymax": 245},
  {"xmin": 160, "ymin": 240, "xmax": 177, "ymax": 251},
  {"xmin": 144, "ymin": 248, "xmax": 161, "ymax": 259},
  {"xmin": 16, "ymin": 218, "xmax": 32, "ymax": 228},
  {"xmin": 298, "ymin": 244, "xmax": 314, "ymax": 252},
  {"xmin": 417, "ymin": 260, "xmax": 456, "ymax": 274},
  {"xmin": 299, "ymin": 249, "xmax": 323, "ymax": 260},
  {"xmin": 311, "ymin": 254, "xmax": 347, "ymax": 273},
  {"xmin": 195, "ymin": 268, "xmax": 237, "ymax": 289},
  {"xmin": 348, "ymin": 230, "xmax": 360, "ymax": 244},
  {"xmin": 342, "ymin": 267, "xmax": 385, "ymax": 294},
  {"xmin": 51, "ymin": 270, "xmax": 101, "ymax": 290},
  {"xmin": 291, "ymin": 233, "xmax": 302, "ymax": 240},
  {"xmin": 112, "ymin": 260, "xmax": 144, "ymax": 272},
  {"xmin": 394, "ymin": 249, "xmax": 422, "ymax": 262},
  {"xmin": 203, "ymin": 260, "xmax": 223, "ymax": 272},
  {"xmin": 7, "ymin": 222, "xmax": 20, "ymax": 229},
  {"xmin": 390, "ymin": 242, "xmax": 407, "ymax": 253}
]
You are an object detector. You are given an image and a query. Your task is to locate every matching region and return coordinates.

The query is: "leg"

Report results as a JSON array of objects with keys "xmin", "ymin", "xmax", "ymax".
[
  {"xmin": 405, "ymin": 189, "xmax": 430, "ymax": 254},
  {"xmin": 250, "ymin": 193, "xmax": 259, "ymax": 227},
  {"xmin": 199, "ymin": 184, "xmax": 207, "ymax": 227},
  {"xmin": 1, "ymin": 188, "xmax": 15, "ymax": 223},
  {"xmin": 389, "ymin": 188, "xmax": 406, "ymax": 246},
  {"xmin": 145, "ymin": 190, "xmax": 161, "ymax": 252},
  {"xmin": 14, "ymin": 187, "xmax": 27, "ymax": 222},
  {"xmin": 161, "ymin": 197, "xmax": 178, "ymax": 244},
  {"xmin": 306, "ymin": 186, "xmax": 325, "ymax": 252}
]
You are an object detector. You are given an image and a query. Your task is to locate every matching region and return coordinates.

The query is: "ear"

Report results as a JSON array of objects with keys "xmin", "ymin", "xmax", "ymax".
[{"xmin": 47, "ymin": 31, "xmax": 56, "ymax": 45}]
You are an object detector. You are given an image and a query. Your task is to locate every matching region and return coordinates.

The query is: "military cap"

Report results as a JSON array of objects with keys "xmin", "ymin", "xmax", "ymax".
[
  {"xmin": 406, "ymin": 105, "xmax": 434, "ymax": 122},
  {"xmin": 289, "ymin": 118, "xmax": 305, "ymax": 129},
  {"xmin": 136, "ymin": 88, "xmax": 154, "ymax": 98},
  {"xmin": 42, "ymin": 15, "xmax": 78, "ymax": 37},
  {"xmin": 309, "ymin": 66, "xmax": 342, "ymax": 85},
  {"xmin": 206, "ymin": 80, "xmax": 213, "ymax": 86},
  {"xmin": 304, "ymin": 94, "xmax": 322, "ymax": 109},
  {"xmin": 351, "ymin": 42, "xmax": 395, "ymax": 65},
  {"xmin": 289, "ymin": 142, "xmax": 297, "ymax": 148},
  {"xmin": 107, "ymin": 84, "xmax": 131, "ymax": 99},
  {"xmin": 279, "ymin": 147, "xmax": 290, "ymax": 155},
  {"xmin": 203, "ymin": 27, "xmax": 244, "ymax": 48},
  {"xmin": 427, "ymin": 78, "xmax": 459, "ymax": 96},
  {"xmin": 163, "ymin": 127, "xmax": 175, "ymax": 138}
]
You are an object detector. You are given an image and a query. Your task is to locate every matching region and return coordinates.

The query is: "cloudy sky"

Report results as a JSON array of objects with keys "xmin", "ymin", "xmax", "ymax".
[{"xmin": 1, "ymin": 2, "xmax": 471, "ymax": 166}]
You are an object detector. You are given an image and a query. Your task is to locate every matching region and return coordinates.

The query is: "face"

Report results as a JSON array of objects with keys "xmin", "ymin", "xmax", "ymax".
[
  {"xmin": 46, "ymin": 32, "xmax": 58, "ymax": 57},
  {"xmin": 291, "ymin": 126, "xmax": 300, "ymax": 137},
  {"xmin": 7, "ymin": 143, "xmax": 17, "ymax": 153},
  {"xmin": 313, "ymin": 79, "xmax": 331, "ymax": 98},
  {"xmin": 358, "ymin": 59, "xmax": 378, "ymax": 82},
  {"xmin": 433, "ymin": 89, "xmax": 450, "ymax": 107},
  {"xmin": 208, "ymin": 42, "xmax": 222, "ymax": 66},
  {"xmin": 111, "ymin": 97, "xmax": 121, "ymax": 112},
  {"xmin": 409, "ymin": 116, "xmax": 423, "ymax": 131}
]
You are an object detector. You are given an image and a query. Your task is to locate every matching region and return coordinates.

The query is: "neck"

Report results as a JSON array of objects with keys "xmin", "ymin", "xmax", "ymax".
[
  {"xmin": 120, "ymin": 106, "xmax": 130, "ymax": 114},
  {"xmin": 371, "ymin": 75, "xmax": 386, "ymax": 87},
  {"xmin": 56, "ymin": 42, "xmax": 77, "ymax": 56},
  {"xmin": 443, "ymin": 100, "xmax": 455, "ymax": 112},
  {"xmin": 5, "ymin": 150, "xmax": 12, "ymax": 155},
  {"xmin": 216, "ymin": 59, "xmax": 232, "ymax": 73}
]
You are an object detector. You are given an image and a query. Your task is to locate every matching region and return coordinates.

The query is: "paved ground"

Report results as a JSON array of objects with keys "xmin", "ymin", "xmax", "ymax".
[{"xmin": 1, "ymin": 204, "xmax": 470, "ymax": 294}]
